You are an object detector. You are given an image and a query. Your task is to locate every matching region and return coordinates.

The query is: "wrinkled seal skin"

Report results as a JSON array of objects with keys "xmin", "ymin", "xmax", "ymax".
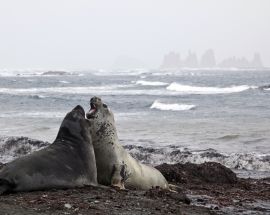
[
  {"xmin": 86, "ymin": 97, "xmax": 169, "ymax": 190},
  {"xmin": 0, "ymin": 105, "xmax": 98, "ymax": 194}
]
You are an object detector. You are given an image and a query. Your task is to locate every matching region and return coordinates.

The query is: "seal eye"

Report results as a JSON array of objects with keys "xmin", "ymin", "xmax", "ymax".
[{"xmin": 103, "ymin": 103, "xmax": 108, "ymax": 108}]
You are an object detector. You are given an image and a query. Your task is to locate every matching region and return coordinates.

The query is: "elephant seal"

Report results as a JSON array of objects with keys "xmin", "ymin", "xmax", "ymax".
[
  {"xmin": 86, "ymin": 97, "xmax": 169, "ymax": 190},
  {"xmin": 0, "ymin": 105, "xmax": 97, "ymax": 194}
]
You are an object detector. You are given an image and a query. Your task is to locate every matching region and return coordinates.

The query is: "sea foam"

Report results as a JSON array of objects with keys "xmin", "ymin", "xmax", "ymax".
[
  {"xmin": 167, "ymin": 83, "xmax": 256, "ymax": 94},
  {"xmin": 150, "ymin": 100, "xmax": 196, "ymax": 111},
  {"xmin": 124, "ymin": 145, "xmax": 270, "ymax": 172},
  {"xmin": 0, "ymin": 111, "xmax": 65, "ymax": 118},
  {"xmin": 59, "ymin": 80, "xmax": 70, "ymax": 84},
  {"xmin": 1, "ymin": 136, "xmax": 269, "ymax": 174},
  {"xmin": 0, "ymin": 85, "xmax": 128, "ymax": 95},
  {"xmin": 135, "ymin": 80, "xmax": 168, "ymax": 86},
  {"xmin": 0, "ymin": 136, "xmax": 49, "ymax": 163}
]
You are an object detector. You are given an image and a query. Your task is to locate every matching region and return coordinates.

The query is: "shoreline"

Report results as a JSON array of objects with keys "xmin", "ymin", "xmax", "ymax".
[{"xmin": 1, "ymin": 136, "xmax": 270, "ymax": 179}]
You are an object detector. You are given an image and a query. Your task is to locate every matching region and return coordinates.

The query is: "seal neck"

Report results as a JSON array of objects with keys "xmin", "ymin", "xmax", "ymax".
[{"xmin": 91, "ymin": 123, "xmax": 119, "ymax": 147}]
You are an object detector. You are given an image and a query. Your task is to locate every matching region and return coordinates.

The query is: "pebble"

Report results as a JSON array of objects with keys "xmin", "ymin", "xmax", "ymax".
[{"xmin": 64, "ymin": 203, "xmax": 72, "ymax": 209}]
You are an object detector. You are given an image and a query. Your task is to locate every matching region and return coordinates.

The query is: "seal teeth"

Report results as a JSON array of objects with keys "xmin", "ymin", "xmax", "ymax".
[
  {"xmin": 90, "ymin": 103, "xmax": 96, "ymax": 110},
  {"xmin": 87, "ymin": 103, "xmax": 97, "ymax": 118},
  {"xmin": 88, "ymin": 109, "xmax": 96, "ymax": 115}
]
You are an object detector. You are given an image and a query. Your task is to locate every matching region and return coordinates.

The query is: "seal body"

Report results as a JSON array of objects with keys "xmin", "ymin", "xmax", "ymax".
[
  {"xmin": 86, "ymin": 97, "xmax": 169, "ymax": 190},
  {"xmin": 0, "ymin": 105, "xmax": 97, "ymax": 194}
]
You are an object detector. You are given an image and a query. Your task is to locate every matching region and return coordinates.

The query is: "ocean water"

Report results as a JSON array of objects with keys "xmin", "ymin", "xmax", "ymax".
[{"xmin": 0, "ymin": 69, "xmax": 270, "ymax": 178}]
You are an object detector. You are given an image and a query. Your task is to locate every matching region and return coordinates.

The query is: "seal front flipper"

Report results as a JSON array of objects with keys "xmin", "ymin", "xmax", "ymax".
[
  {"xmin": 0, "ymin": 178, "xmax": 15, "ymax": 195},
  {"xmin": 110, "ymin": 163, "xmax": 125, "ymax": 189},
  {"xmin": 110, "ymin": 162, "xmax": 131, "ymax": 190},
  {"xmin": 120, "ymin": 162, "xmax": 131, "ymax": 183}
]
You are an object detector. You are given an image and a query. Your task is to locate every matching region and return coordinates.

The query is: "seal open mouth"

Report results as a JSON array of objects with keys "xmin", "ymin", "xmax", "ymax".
[
  {"xmin": 86, "ymin": 96, "xmax": 108, "ymax": 119},
  {"xmin": 86, "ymin": 98, "xmax": 99, "ymax": 119}
]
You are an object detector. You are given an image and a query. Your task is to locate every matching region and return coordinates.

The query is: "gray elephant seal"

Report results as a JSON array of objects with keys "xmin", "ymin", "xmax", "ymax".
[
  {"xmin": 0, "ymin": 105, "xmax": 97, "ymax": 194},
  {"xmin": 86, "ymin": 97, "xmax": 169, "ymax": 190}
]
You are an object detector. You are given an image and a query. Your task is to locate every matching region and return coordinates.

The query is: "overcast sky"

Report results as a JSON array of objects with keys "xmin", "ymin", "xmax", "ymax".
[{"xmin": 0, "ymin": 0, "xmax": 269, "ymax": 70}]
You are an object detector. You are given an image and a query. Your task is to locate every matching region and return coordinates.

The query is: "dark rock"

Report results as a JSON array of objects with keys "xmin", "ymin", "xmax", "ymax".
[
  {"xmin": 0, "ymin": 162, "xmax": 4, "ymax": 170},
  {"xmin": 156, "ymin": 162, "xmax": 237, "ymax": 184},
  {"xmin": 170, "ymin": 150, "xmax": 192, "ymax": 157},
  {"xmin": 42, "ymin": 71, "xmax": 69, "ymax": 76},
  {"xmin": 123, "ymin": 145, "xmax": 163, "ymax": 154},
  {"xmin": 0, "ymin": 136, "xmax": 49, "ymax": 156},
  {"xmin": 197, "ymin": 198, "xmax": 205, "ymax": 202},
  {"xmin": 3, "ymin": 136, "xmax": 49, "ymax": 149},
  {"xmin": 123, "ymin": 145, "xmax": 165, "ymax": 163},
  {"xmin": 262, "ymin": 177, "xmax": 270, "ymax": 182},
  {"xmin": 259, "ymin": 84, "xmax": 270, "ymax": 90},
  {"xmin": 200, "ymin": 151, "xmax": 226, "ymax": 159}
]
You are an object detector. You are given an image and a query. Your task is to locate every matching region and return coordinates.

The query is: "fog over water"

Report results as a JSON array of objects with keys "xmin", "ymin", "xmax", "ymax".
[{"xmin": 0, "ymin": 0, "xmax": 269, "ymax": 70}]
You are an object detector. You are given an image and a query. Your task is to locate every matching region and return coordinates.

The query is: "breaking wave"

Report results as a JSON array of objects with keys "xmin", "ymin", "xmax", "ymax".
[
  {"xmin": 0, "ymin": 82, "xmax": 260, "ymax": 97},
  {"xmin": 27, "ymin": 95, "xmax": 48, "ymax": 99},
  {"xmin": 0, "ymin": 85, "xmax": 129, "ymax": 96},
  {"xmin": 0, "ymin": 112, "xmax": 65, "ymax": 118},
  {"xmin": 135, "ymin": 80, "xmax": 168, "ymax": 86},
  {"xmin": 59, "ymin": 80, "xmax": 70, "ymax": 84},
  {"xmin": 167, "ymin": 83, "xmax": 257, "ymax": 94},
  {"xmin": 1, "ymin": 136, "xmax": 269, "ymax": 174},
  {"xmin": 0, "ymin": 70, "xmax": 80, "ymax": 77},
  {"xmin": 150, "ymin": 100, "xmax": 196, "ymax": 111},
  {"xmin": 124, "ymin": 145, "xmax": 270, "ymax": 172},
  {"xmin": 0, "ymin": 136, "xmax": 50, "ymax": 163}
]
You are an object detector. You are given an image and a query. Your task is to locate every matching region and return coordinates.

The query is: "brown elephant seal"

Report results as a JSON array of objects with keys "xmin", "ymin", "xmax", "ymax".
[
  {"xmin": 0, "ymin": 105, "xmax": 98, "ymax": 194},
  {"xmin": 86, "ymin": 96, "xmax": 169, "ymax": 190}
]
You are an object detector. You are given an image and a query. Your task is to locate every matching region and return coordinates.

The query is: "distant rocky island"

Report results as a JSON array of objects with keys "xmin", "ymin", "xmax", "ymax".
[
  {"xmin": 41, "ymin": 71, "xmax": 71, "ymax": 76},
  {"xmin": 161, "ymin": 49, "xmax": 264, "ymax": 69}
]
